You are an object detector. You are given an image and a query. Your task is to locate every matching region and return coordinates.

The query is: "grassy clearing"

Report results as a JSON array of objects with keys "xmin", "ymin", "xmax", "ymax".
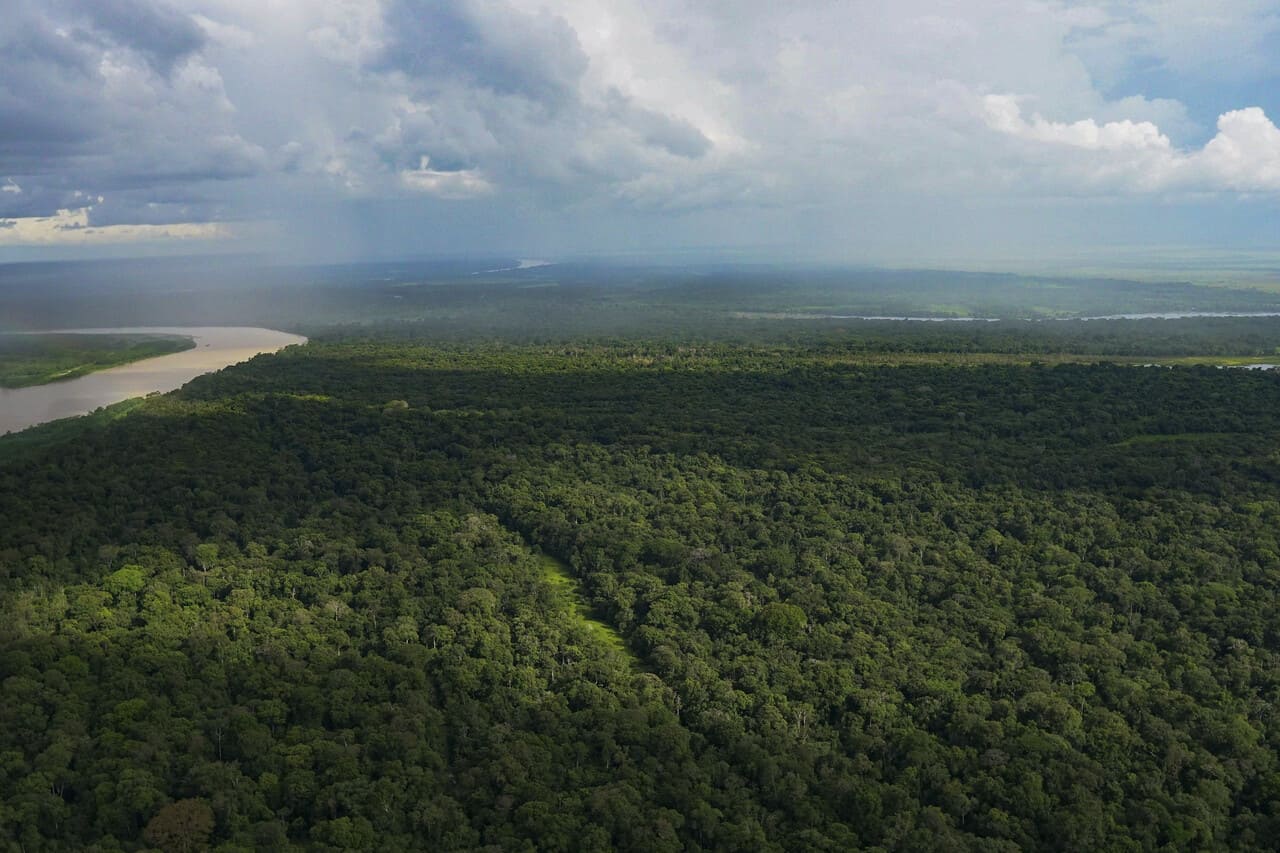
[
  {"xmin": 1140, "ymin": 355, "xmax": 1280, "ymax": 367},
  {"xmin": 535, "ymin": 553, "xmax": 633, "ymax": 660}
]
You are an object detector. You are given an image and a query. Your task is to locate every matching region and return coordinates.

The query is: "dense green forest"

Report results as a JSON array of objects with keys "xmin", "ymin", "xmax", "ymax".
[
  {"xmin": 4, "ymin": 333, "xmax": 1280, "ymax": 850},
  {"xmin": 0, "ymin": 334, "xmax": 194, "ymax": 388}
]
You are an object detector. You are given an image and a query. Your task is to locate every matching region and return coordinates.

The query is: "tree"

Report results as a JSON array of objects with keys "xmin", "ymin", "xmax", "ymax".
[{"xmin": 143, "ymin": 799, "xmax": 215, "ymax": 853}]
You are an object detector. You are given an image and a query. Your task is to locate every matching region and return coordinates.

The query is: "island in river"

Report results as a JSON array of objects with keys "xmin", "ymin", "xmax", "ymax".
[
  {"xmin": 0, "ymin": 326, "xmax": 306, "ymax": 435},
  {"xmin": 0, "ymin": 331, "xmax": 197, "ymax": 388}
]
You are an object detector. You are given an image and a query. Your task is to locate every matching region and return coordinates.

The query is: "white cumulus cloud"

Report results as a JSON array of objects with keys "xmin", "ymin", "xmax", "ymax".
[
  {"xmin": 983, "ymin": 95, "xmax": 1173, "ymax": 152},
  {"xmin": 984, "ymin": 96, "xmax": 1280, "ymax": 193},
  {"xmin": 1199, "ymin": 108, "xmax": 1280, "ymax": 191},
  {"xmin": 0, "ymin": 207, "xmax": 231, "ymax": 246}
]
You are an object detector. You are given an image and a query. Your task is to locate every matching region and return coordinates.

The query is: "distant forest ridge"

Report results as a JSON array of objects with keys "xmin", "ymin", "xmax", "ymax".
[{"xmin": 2, "ymin": 258, "xmax": 1280, "ymax": 335}]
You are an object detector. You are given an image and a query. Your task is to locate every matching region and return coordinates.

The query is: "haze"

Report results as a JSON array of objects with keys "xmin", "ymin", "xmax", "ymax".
[{"xmin": 2, "ymin": 1, "xmax": 1279, "ymax": 269}]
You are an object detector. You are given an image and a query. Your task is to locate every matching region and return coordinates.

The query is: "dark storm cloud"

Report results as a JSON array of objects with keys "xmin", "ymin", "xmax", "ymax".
[
  {"xmin": 0, "ymin": 0, "xmax": 257, "ymax": 224},
  {"xmin": 0, "ymin": 106, "xmax": 94, "ymax": 157},
  {"xmin": 0, "ymin": 181, "xmax": 85, "ymax": 220},
  {"xmin": 346, "ymin": 0, "xmax": 710, "ymax": 207},
  {"xmin": 377, "ymin": 0, "xmax": 588, "ymax": 111},
  {"xmin": 84, "ymin": 191, "xmax": 224, "ymax": 227},
  {"xmin": 0, "ymin": 0, "xmax": 204, "ymax": 156},
  {"xmin": 102, "ymin": 136, "xmax": 267, "ymax": 188},
  {"xmin": 76, "ymin": 0, "xmax": 206, "ymax": 75},
  {"xmin": 0, "ymin": 4, "xmax": 102, "ymax": 158},
  {"xmin": 2, "ymin": 9, "xmax": 95, "ymax": 73},
  {"xmin": 2, "ymin": 0, "xmax": 719, "ymax": 240},
  {"xmin": 609, "ymin": 95, "xmax": 712, "ymax": 159}
]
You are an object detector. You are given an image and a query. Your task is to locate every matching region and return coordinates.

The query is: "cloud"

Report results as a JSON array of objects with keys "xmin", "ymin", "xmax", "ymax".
[
  {"xmin": 4, "ymin": 0, "xmax": 1280, "ymax": 260},
  {"xmin": 983, "ymin": 95, "xmax": 1173, "ymax": 152},
  {"xmin": 983, "ymin": 96, "xmax": 1280, "ymax": 193},
  {"xmin": 338, "ymin": 0, "xmax": 725, "ymax": 203},
  {"xmin": 399, "ymin": 157, "xmax": 493, "ymax": 198},
  {"xmin": 76, "ymin": 0, "xmax": 207, "ymax": 75},
  {"xmin": 0, "ymin": 206, "xmax": 230, "ymax": 245},
  {"xmin": 1200, "ymin": 108, "xmax": 1280, "ymax": 190},
  {"xmin": 377, "ymin": 0, "xmax": 589, "ymax": 110},
  {"xmin": 1061, "ymin": 0, "xmax": 1280, "ymax": 85},
  {"xmin": 608, "ymin": 95, "xmax": 712, "ymax": 159},
  {"xmin": 307, "ymin": 0, "xmax": 385, "ymax": 65},
  {"xmin": 0, "ymin": 0, "xmax": 258, "ymax": 225},
  {"xmin": 191, "ymin": 14, "xmax": 256, "ymax": 50}
]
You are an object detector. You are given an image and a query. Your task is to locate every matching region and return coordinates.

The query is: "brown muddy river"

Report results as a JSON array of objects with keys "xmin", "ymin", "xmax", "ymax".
[{"xmin": 1, "ymin": 326, "xmax": 306, "ymax": 435}]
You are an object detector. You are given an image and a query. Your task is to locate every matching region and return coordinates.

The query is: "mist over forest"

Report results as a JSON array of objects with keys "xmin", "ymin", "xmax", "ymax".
[{"xmin": 5, "ymin": 256, "xmax": 1280, "ymax": 334}]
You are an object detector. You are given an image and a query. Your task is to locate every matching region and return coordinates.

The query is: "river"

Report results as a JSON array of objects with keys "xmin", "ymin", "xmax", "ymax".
[{"xmin": 0, "ymin": 326, "xmax": 306, "ymax": 436}]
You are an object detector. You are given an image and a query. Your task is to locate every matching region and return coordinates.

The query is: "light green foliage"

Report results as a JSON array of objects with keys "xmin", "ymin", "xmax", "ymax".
[
  {"xmin": 538, "ymin": 553, "xmax": 632, "ymax": 659},
  {"xmin": 103, "ymin": 565, "xmax": 146, "ymax": 598}
]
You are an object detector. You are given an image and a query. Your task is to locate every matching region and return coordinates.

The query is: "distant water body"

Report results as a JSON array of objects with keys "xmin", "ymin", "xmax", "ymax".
[{"xmin": 0, "ymin": 326, "xmax": 306, "ymax": 436}]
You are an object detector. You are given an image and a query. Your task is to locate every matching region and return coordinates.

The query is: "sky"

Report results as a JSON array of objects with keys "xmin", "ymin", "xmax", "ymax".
[{"xmin": 1, "ymin": 0, "xmax": 1279, "ymax": 269}]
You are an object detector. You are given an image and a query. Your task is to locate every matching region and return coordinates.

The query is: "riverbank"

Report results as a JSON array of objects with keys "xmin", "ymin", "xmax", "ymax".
[
  {"xmin": 0, "ymin": 332, "xmax": 196, "ymax": 388},
  {"xmin": 0, "ymin": 326, "xmax": 306, "ymax": 436}
]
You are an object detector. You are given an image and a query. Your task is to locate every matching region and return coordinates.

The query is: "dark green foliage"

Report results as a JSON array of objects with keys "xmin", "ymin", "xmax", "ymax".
[
  {"xmin": 0, "ymin": 398, "xmax": 148, "ymax": 465},
  {"xmin": 144, "ymin": 799, "xmax": 215, "ymax": 853},
  {"xmin": 3, "ymin": 337, "xmax": 1280, "ymax": 850}
]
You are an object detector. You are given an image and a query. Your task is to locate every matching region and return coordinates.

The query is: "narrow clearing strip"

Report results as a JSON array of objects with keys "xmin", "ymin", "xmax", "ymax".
[{"xmin": 534, "ymin": 552, "xmax": 636, "ymax": 664}]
